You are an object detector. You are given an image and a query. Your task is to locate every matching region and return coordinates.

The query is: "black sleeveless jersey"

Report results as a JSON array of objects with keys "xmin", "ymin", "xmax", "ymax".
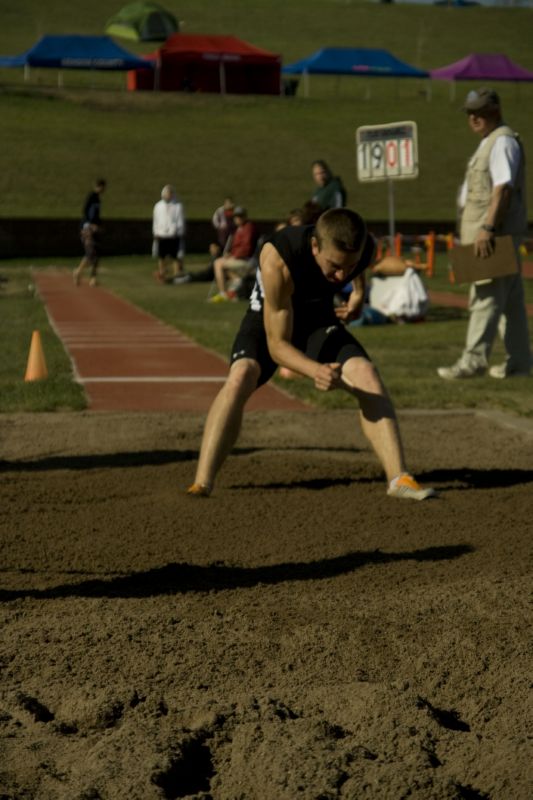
[{"xmin": 249, "ymin": 225, "xmax": 374, "ymax": 323}]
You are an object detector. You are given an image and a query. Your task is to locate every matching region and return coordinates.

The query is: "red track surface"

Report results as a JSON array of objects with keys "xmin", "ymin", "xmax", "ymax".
[
  {"xmin": 34, "ymin": 272, "xmax": 308, "ymax": 413},
  {"xmin": 33, "ymin": 270, "xmax": 532, "ymax": 412}
]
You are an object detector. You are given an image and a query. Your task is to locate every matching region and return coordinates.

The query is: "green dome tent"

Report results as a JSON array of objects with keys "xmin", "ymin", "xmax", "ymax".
[{"xmin": 105, "ymin": 2, "xmax": 179, "ymax": 42}]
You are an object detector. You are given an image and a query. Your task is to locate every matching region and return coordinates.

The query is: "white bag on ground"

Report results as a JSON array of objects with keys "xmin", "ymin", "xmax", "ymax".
[{"xmin": 369, "ymin": 267, "xmax": 429, "ymax": 320}]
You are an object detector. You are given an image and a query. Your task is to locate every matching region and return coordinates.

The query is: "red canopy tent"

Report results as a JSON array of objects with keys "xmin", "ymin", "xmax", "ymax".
[{"xmin": 127, "ymin": 33, "xmax": 281, "ymax": 94}]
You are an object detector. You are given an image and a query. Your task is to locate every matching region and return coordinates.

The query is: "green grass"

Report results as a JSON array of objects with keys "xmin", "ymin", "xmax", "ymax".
[
  {"xmin": 1, "ymin": 1, "xmax": 532, "ymax": 415},
  {"xmin": 1, "ymin": 1, "xmax": 533, "ymax": 220},
  {"xmin": 0, "ymin": 263, "xmax": 86, "ymax": 412},
  {"xmin": 1, "ymin": 253, "xmax": 531, "ymax": 416}
]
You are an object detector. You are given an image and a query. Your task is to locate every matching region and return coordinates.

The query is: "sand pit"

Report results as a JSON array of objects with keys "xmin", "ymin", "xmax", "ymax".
[{"xmin": 0, "ymin": 409, "xmax": 531, "ymax": 799}]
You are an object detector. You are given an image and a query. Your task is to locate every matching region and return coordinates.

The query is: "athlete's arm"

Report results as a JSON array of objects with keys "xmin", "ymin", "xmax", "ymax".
[
  {"xmin": 261, "ymin": 243, "xmax": 342, "ymax": 391},
  {"xmin": 335, "ymin": 273, "xmax": 366, "ymax": 322}
]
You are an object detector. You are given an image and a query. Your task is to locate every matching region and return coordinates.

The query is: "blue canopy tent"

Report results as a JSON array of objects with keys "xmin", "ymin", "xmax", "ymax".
[
  {"xmin": 0, "ymin": 34, "xmax": 153, "ymax": 86},
  {"xmin": 282, "ymin": 47, "xmax": 429, "ymax": 97}
]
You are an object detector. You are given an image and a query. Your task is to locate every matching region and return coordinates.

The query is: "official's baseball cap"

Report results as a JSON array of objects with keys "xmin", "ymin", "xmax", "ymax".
[
  {"xmin": 233, "ymin": 206, "xmax": 246, "ymax": 216},
  {"xmin": 462, "ymin": 87, "xmax": 500, "ymax": 113}
]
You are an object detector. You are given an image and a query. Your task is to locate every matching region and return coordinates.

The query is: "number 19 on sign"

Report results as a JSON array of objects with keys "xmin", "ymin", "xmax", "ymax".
[{"xmin": 356, "ymin": 122, "xmax": 418, "ymax": 182}]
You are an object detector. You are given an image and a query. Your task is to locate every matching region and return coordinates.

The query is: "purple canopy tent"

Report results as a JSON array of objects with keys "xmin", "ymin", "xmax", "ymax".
[{"xmin": 430, "ymin": 53, "xmax": 533, "ymax": 100}]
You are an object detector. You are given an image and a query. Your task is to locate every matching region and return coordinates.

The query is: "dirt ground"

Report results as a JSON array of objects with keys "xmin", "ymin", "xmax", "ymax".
[{"xmin": 0, "ymin": 409, "xmax": 531, "ymax": 800}]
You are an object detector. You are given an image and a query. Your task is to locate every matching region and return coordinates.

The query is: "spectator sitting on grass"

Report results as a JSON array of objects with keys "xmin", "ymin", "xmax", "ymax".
[
  {"xmin": 348, "ymin": 255, "xmax": 429, "ymax": 327},
  {"xmin": 287, "ymin": 201, "xmax": 322, "ymax": 227},
  {"xmin": 209, "ymin": 207, "xmax": 258, "ymax": 303},
  {"xmin": 212, "ymin": 196, "xmax": 236, "ymax": 251}
]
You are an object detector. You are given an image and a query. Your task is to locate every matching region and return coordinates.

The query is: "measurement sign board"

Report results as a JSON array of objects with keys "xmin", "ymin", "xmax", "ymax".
[{"xmin": 356, "ymin": 121, "xmax": 418, "ymax": 182}]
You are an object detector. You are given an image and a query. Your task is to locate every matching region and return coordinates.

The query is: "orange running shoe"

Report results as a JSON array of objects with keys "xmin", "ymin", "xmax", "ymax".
[
  {"xmin": 186, "ymin": 483, "xmax": 212, "ymax": 497},
  {"xmin": 387, "ymin": 474, "xmax": 436, "ymax": 501}
]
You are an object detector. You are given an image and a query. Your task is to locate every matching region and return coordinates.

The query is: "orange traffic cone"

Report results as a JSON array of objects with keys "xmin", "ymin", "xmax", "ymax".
[{"xmin": 24, "ymin": 330, "xmax": 48, "ymax": 381}]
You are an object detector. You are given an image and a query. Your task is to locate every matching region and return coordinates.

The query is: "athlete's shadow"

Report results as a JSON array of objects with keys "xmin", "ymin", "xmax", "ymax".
[
  {"xmin": 0, "ymin": 544, "xmax": 473, "ymax": 602},
  {"xmin": 233, "ymin": 467, "xmax": 533, "ymax": 493},
  {"xmin": 0, "ymin": 445, "xmax": 360, "ymax": 474},
  {"xmin": 0, "ymin": 450, "xmax": 197, "ymax": 473},
  {"xmin": 418, "ymin": 467, "xmax": 533, "ymax": 491},
  {"xmin": 232, "ymin": 475, "xmax": 377, "ymax": 491}
]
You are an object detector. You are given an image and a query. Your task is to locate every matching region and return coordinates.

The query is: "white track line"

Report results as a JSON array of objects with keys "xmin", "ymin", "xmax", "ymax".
[{"xmin": 67, "ymin": 343, "xmax": 196, "ymax": 349}]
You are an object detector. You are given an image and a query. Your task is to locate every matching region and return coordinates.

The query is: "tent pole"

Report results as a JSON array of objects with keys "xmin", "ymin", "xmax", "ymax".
[
  {"xmin": 24, "ymin": 64, "xmax": 30, "ymax": 83},
  {"xmin": 387, "ymin": 179, "xmax": 395, "ymax": 250},
  {"xmin": 219, "ymin": 61, "xmax": 226, "ymax": 95},
  {"xmin": 303, "ymin": 70, "xmax": 309, "ymax": 98},
  {"xmin": 450, "ymin": 81, "xmax": 455, "ymax": 103}
]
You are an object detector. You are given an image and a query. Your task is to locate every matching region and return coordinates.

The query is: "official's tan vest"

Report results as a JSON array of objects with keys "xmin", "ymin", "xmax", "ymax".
[{"xmin": 460, "ymin": 124, "xmax": 527, "ymax": 245}]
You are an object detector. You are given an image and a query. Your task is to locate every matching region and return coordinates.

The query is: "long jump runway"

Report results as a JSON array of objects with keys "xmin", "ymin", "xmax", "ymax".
[{"xmin": 33, "ymin": 272, "xmax": 308, "ymax": 413}]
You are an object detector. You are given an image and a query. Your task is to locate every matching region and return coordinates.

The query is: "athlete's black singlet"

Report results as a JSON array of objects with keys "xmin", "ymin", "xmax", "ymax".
[{"xmin": 250, "ymin": 224, "xmax": 374, "ymax": 330}]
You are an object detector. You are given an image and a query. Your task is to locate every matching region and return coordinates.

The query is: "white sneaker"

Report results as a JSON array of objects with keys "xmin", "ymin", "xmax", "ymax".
[
  {"xmin": 437, "ymin": 363, "xmax": 485, "ymax": 380},
  {"xmin": 489, "ymin": 363, "xmax": 530, "ymax": 379},
  {"xmin": 387, "ymin": 474, "xmax": 437, "ymax": 501},
  {"xmin": 173, "ymin": 273, "xmax": 192, "ymax": 285}
]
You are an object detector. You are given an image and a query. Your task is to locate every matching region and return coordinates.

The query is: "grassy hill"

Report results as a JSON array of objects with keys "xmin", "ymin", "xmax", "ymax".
[{"xmin": 1, "ymin": 0, "xmax": 533, "ymax": 222}]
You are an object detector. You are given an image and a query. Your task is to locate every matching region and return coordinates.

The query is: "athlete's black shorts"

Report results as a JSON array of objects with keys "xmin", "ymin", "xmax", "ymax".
[{"xmin": 230, "ymin": 309, "xmax": 371, "ymax": 387}]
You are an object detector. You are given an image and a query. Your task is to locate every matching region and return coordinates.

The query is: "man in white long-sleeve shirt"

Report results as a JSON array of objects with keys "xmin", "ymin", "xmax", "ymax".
[{"xmin": 152, "ymin": 185, "xmax": 186, "ymax": 283}]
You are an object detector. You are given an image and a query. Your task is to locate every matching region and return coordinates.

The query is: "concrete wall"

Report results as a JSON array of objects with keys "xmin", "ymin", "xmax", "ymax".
[{"xmin": 0, "ymin": 217, "xmax": 458, "ymax": 259}]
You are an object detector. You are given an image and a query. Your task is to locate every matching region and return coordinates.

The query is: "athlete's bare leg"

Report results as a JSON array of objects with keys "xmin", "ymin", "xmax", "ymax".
[
  {"xmin": 192, "ymin": 358, "xmax": 260, "ymax": 491},
  {"xmin": 340, "ymin": 356, "xmax": 406, "ymax": 482}
]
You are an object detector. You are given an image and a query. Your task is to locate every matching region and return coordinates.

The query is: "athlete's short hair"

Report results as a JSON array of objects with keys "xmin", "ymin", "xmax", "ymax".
[{"xmin": 314, "ymin": 208, "xmax": 367, "ymax": 253}]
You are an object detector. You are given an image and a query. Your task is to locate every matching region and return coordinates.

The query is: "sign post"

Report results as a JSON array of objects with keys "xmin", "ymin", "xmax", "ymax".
[{"xmin": 356, "ymin": 121, "xmax": 419, "ymax": 247}]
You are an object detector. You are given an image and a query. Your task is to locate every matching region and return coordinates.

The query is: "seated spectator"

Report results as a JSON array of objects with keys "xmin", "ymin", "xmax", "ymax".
[
  {"xmin": 173, "ymin": 197, "xmax": 236, "ymax": 286},
  {"xmin": 173, "ymin": 242, "xmax": 220, "ymax": 285},
  {"xmin": 212, "ymin": 197, "xmax": 236, "ymax": 252},
  {"xmin": 349, "ymin": 256, "xmax": 429, "ymax": 327},
  {"xmin": 286, "ymin": 201, "xmax": 322, "ymax": 227},
  {"xmin": 311, "ymin": 160, "xmax": 347, "ymax": 210},
  {"xmin": 209, "ymin": 207, "xmax": 258, "ymax": 303},
  {"xmin": 152, "ymin": 185, "xmax": 186, "ymax": 283}
]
